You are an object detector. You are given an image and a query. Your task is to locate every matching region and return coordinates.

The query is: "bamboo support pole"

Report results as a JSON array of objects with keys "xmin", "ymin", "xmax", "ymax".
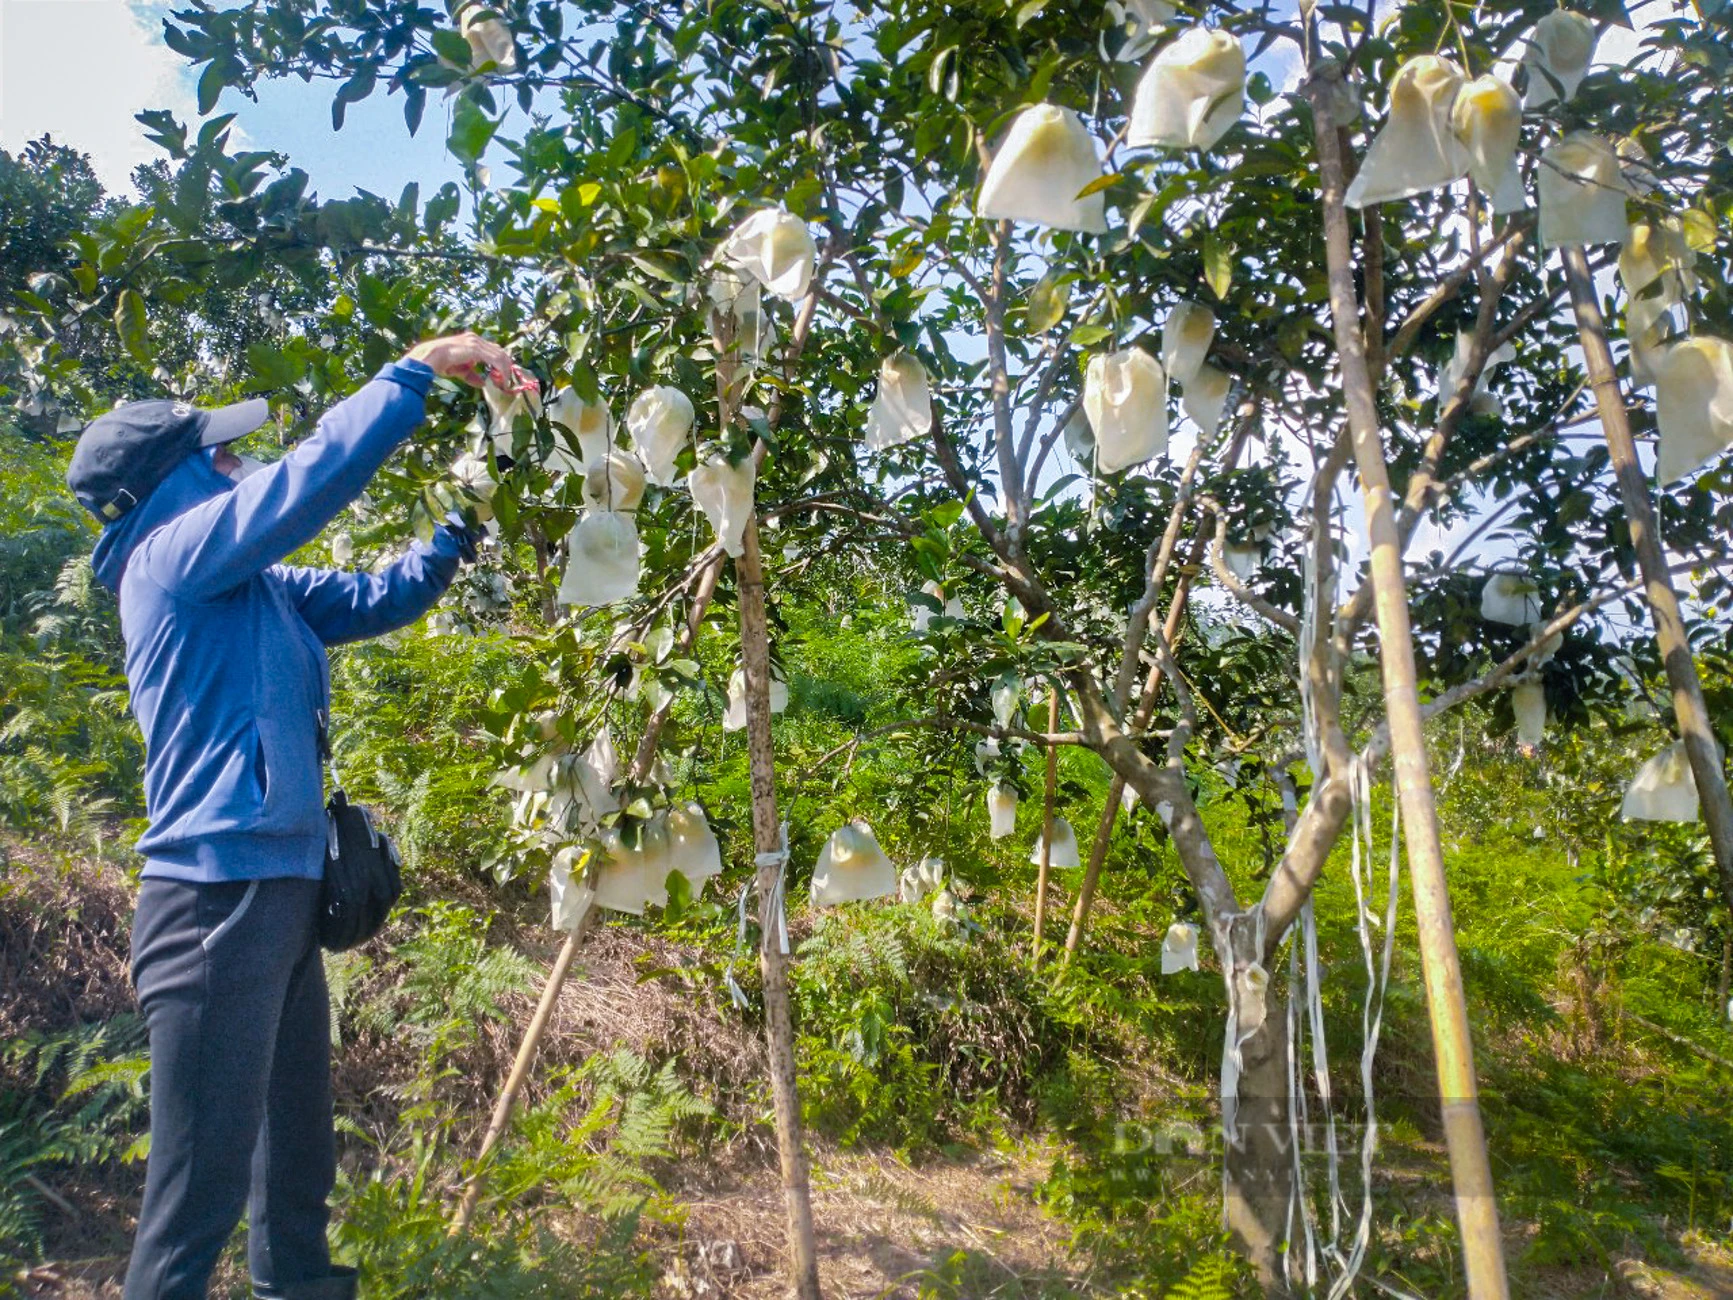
[
  {"xmin": 1310, "ymin": 82, "xmax": 1510, "ymax": 1299},
  {"xmin": 450, "ymin": 550, "xmax": 722, "ymax": 1234},
  {"xmin": 1031, "ymin": 689, "xmax": 1061, "ymax": 966},
  {"xmin": 1561, "ymin": 247, "xmax": 1733, "ymax": 920},
  {"xmin": 451, "ymin": 274, "xmax": 824, "ymax": 1245},
  {"xmin": 450, "ymin": 910, "xmax": 584, "ymax": 1233}
]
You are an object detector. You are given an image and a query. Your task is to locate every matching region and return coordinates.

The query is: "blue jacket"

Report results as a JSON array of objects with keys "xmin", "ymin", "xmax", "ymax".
[{"xmin": 91, "ymin": 360, "xmax": 464, "ymax": 883}]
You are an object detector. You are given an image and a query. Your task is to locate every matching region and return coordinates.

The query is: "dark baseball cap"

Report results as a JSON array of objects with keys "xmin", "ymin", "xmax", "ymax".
[{"xmin": 67, "ymin": 397, "xmax": 270, "ymax": 522}]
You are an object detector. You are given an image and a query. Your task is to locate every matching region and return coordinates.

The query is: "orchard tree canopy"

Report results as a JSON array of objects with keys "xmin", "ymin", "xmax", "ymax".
[{"xmin": 5, "ymin": 0, "xmax": 1733, "ymax": 1295}]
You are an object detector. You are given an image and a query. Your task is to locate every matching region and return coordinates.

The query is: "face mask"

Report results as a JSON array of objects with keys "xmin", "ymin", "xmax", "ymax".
[{"xmin": 225, "ymin": 454, "xmax": 266, "ymax": 483}]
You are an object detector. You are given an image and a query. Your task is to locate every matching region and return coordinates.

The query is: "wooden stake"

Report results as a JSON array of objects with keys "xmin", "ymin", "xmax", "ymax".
[
  {"xmin": 451, "ymin": 558, "xmax": 723, "ymax": 1235},
  {"xmin": 1562, "ymin": 247, "xmax": 1733, "ymax": 921},
  {"xmin": 451, "ymin": 271, "xmax": 824, "ymax": 1248},
  {"xmin": 450, "ymin": 919, "xmax": 583, "ymax": 1233},
  {"xmin": 1031, "ymin": 688, "xmax": 1060, "ymax": 966},
  {"xmin": 1310, "ymin": 80, "xmax": 1509, "ymax": 1299}
]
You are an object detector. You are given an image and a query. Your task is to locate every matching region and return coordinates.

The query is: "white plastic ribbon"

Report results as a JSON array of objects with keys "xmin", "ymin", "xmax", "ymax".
[{"xmin": 725, "ymin": 821, "xmax": 791, "ymax": 1009}]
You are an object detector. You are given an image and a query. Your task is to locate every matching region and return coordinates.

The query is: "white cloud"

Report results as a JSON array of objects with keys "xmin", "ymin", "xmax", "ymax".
[{"xmin": 0, "ymin": 0, "xmax": 197, "ymax": 195}]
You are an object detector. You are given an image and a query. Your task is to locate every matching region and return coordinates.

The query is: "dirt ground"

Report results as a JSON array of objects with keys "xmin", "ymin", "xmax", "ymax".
[{"xmin": 8, "ymin": 835, "xmax": 1733, "ymax": 1300}]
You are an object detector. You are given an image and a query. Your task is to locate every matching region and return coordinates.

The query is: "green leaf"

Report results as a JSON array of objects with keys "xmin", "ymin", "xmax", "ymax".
[
  {"xmin": 113, "ymin": 289, "xmax": 150, "ymax": 364},
  {"xmin": 404, "ymin": 85, "xmax": 428, "ymax": 137},
  {"xmin": 197, "ymin": 60, "xmax": 228, "ymax": 116},
  {"xmin": 447, "ymin": 97, "xmax": 498, "ymax": 165},
  {"xmin": 1682, "ymin": 207, "xmax": 1717, "ymax": 254},
  {"xmin": 1026, "ymin": 272, "xmax": 1070, "ymax": 334},
  {"xmin": 245, "ymin": 340, "xmax": 302, "ymax": 391},
  {"xmin": 1074, "ymin": 171, "xmax": 1123, "ymax": 200},
  {"xmin": 431, "ymin": 28, "xmax": 474, "ymax": 67},
  {"xmin": 332, "ymin": 66, "xmax": 377, "ymax": 131},
  {"xmin": 1070, "ymin": 322, "xmax": 1113, "ymax": 347},
  {"xmin": 1202, "ymin": 233, "xmax": 1234, "ymax": 301}
]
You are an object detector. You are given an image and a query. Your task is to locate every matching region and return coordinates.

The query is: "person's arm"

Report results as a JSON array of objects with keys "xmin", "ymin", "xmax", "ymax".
[
  {"xmin": 277, "ymin": 519, "xmax": 481, "ymax": 645},
  {"xmin": 136, "ymin": 333, "xmax": 518, "ymax": 604},
  {"xmin": 137, "ymin": 362, "xmax": 435, "ymax": 602}
]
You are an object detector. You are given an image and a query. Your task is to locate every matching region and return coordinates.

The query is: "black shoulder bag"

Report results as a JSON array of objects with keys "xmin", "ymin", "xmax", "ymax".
[{"xmin": 316, "ymin": 710, "xmax": 403, "ymax": 952}]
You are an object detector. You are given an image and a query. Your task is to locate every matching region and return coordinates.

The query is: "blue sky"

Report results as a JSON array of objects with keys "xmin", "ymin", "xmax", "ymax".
[{"xmin": 0, "ymin": 0, "xmax": 466, "ymax": 202}]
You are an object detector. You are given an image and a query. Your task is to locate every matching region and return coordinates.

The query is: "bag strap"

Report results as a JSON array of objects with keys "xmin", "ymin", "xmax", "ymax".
[{"xmin": 316, "ymin": 709, "xmax": 343, "ymax": 794}]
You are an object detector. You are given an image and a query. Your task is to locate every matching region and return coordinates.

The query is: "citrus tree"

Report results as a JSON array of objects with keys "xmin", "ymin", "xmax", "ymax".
[{"xmin": 10, "ymin": 0, "xmax": 1733, "ymax": 1294}]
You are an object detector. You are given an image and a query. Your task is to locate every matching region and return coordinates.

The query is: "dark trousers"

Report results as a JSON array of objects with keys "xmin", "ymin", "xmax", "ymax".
[{"xmin": 124, "ymin": 877, "xmax": 335, "ymax": 1300}]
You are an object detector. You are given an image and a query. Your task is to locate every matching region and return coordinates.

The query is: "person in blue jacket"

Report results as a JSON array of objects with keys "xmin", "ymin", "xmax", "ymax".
[{"xmin": 66, "ymin": 332, "xmax": 517, "ymax": 1300}]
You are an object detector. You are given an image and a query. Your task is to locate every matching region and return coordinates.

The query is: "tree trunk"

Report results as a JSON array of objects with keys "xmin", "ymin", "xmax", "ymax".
[
  {"xmin": 1064, "ymin": 570, "xmax": 1198, "ymax": 961},
  {"xmin": 736, "ymin": 515, "xmax": 823, "ymax": 1299},
  {"xmin": 1309, "ymin": 78, "xmax": 1509, "ymax": 1300},
  {"xmin": 1221, "ymin": 1010, "xmax": 1293, "ymax": 1297},
  {"xmin": 1718, "ymin": 932, "xmax": 1730, "ymax": 1017},
  {"xmin": 1561, "ymin": 247, "xmax": 1733, "ymax": 923},
  {"xmin": 1032, "ymin": 688, "xmax": 1060, "ymax": 964},
  {"xmin": 712, "ymin": 288, "xmax": 823, "ymax": 1297}
]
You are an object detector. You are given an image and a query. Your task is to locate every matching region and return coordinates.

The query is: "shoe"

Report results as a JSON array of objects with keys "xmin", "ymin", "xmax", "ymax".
[{"xmin": 252, "ymin": 1264, "xmax": 358, "ymax": 1299}]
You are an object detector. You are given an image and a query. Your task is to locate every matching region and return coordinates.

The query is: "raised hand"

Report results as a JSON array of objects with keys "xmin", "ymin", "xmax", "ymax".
[{"xmin": 403, "ymin": 331, "xmax": 520, "ymax": 389}]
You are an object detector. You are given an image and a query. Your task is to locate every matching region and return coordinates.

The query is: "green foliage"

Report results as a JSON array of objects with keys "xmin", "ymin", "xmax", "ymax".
[
  {"xmin": 482, "ymin": 1049, "xmax": 711, "ymax": 1222},
  {"xmin": 0, "ymin": 1015, "xmax": 150, "ymax": 1278},
  {"xmin": 373, "ymin": 902, "xmax": 538, "ymax": 1034},
  {"xmin": 791, "ymin": 903, "xmax": 1069, "ymax": 1148},
  {"xmin": 333, "ymin": 1169, "xmax": 651, "ymax": 1300},
  {"xmin": 0, "ymin": 436, "xmax": 141, "ymax": 845}
]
